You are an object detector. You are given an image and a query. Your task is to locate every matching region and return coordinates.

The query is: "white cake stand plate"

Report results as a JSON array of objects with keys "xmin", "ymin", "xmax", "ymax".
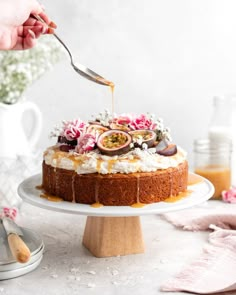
[{"xmin": 18, "ymin": 173, "xmax": 214, "ymax": 257}]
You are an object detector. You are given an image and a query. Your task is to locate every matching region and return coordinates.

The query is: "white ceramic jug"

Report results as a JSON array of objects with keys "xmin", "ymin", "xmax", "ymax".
[{"xmin": 0, "ymin": 101, "xmax": 42, "ymax": 159}]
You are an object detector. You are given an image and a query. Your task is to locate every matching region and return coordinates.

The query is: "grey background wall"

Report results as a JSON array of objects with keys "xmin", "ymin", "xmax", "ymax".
[{"xmin": 26, "ymin": 0, "xmax": 236, "ymax": 167}]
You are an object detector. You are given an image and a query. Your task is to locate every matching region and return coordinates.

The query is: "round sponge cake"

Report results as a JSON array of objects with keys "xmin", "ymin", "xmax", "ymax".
[
  {"xmin": 42, "ymin": 153, "xmax": 188, "ymax": 206},
  {"xmin": 41, "ymin": 112, "xmax": 188, "ymax": 206}
]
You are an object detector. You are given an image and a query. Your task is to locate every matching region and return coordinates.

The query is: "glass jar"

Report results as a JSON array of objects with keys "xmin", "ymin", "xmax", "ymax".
[{"xmin": 194, "ymin": 139, "xmax": 232, "ymax": 199}]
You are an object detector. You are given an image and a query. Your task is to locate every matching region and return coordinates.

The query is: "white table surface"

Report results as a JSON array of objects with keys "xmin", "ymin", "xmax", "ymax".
[{"xmin": 0, "ymin": 200, "xmax": 225, "ymax": 295}]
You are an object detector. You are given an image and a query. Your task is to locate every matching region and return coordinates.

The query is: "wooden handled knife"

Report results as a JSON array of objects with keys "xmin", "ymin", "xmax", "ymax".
[{"xmin": 2, "ymin": 217, "xmax": 31, "ymax": 263}]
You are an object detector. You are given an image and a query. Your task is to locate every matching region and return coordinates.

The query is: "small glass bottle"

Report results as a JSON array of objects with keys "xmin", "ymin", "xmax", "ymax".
[
  {"xmin": 194, "ymin": 139, "xmax": 232, "ymax": 199},
  {"xmin": 208, "ymin": 96, "xmax": 232, "ymax": 142},
  {"xmin": 208, "ymin": 95, "xmax": 236, "ymax": 185}
]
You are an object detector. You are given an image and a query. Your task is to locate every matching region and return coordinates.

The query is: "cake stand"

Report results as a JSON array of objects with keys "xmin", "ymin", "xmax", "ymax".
[{"xmin": 18, "ymin": 173, "xmax": 214, "ymax": 258}]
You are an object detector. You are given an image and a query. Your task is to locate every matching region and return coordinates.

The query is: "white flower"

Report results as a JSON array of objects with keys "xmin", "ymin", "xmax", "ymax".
[
  {"xmin": 94, "ymin": 109, "xmax": 113, "ymax": 127},
  {"xmin": 0, "ymin": 35, "xmax": 64, "ymax": 104}
]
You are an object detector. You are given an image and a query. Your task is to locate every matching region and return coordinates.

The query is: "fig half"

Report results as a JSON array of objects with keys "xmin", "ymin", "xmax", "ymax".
[
  {"xmin": 155, "ymin": 139, "xmax": 169, "ymax": 152},
  {"xmin": 97, "ymin": 130, "xmax": 132, "ymax": 156},
  {"xmin": 59, "ymin": 144, "xmax": 75, "ymax": 152},
  {"xmin": 129, "ymin": 130, "xmax": 156, "ymax": 148},
  {"xmin": 157, "ymin": 143, "xmax": 177, "ymax": 156},
  {"xmin": 58, "ymin": 136, "xmax": 77, "ymax": 146}
]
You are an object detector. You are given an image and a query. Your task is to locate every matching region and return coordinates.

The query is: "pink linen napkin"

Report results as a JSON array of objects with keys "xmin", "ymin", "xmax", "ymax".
[
  {"xmin": 160, "ymin": 204, "xmax": 236, "ymax": 294},
  {"xmin": 162, "ymin": 206, "xmax": 236, "ymax": 231}
]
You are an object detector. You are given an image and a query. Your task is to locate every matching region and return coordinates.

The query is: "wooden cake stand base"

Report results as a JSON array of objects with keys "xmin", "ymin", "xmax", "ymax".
[{"xmin": 82, "ymin": 216, "xmax": 145, "ymax": 257}]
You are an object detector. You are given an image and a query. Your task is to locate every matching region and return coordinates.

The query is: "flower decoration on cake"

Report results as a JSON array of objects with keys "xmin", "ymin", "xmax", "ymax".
[
  {"xmin": 76, "ymin": 133, "xmax": 97, "ymax": 154},
  {"xmin": 61, "ymin": 119, "xmax": 86, "ymax": 141},
  {"xmin": 94, "ymin": 109, "xmax": 113, "ymax": 127},
  {"xmin": 129, "ymin": 113, "xmax": 157, "ymax": 130},
  {"xmin": 51, "ymin": 110, "xmax": 175, "ymax": 156},
  {"xmin": 222, "ymin": 187, "xmax": 236, "ymax": 204}
]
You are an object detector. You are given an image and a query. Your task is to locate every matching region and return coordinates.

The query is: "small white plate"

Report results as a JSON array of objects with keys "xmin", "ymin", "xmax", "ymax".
[
  {"xmin": 0, "ymin": 255, "xmax": 43, "ymax": 280},
  {"xmin": 18, "ymin": 173, "xmax": 214, "ymax": 217},
  {"xmin": 0, "ymin": 227, "xmax": 43, "ymax": 266}
]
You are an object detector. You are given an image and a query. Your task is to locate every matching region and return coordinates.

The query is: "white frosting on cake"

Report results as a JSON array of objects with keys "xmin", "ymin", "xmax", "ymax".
[{"xmin": 44, "ymin": 145, "xmax": 187, "ymax": 175}]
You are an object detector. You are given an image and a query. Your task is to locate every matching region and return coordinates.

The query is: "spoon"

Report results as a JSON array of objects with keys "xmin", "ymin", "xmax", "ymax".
[{"xmin": 31, "ymin": 14, "xmax": 114, "ymax": 87}]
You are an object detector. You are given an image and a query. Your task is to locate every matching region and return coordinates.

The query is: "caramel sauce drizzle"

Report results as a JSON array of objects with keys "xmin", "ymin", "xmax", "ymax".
[
  {"xmin": 38, "ymin": 169, "xmax": 63, "ymax": 202},
  {"xmin": 131, "ymin": 202, "xmax": 146, "ymax": 208},
  {"xmin": 91, "ymin": 202, "xmax": 103, "ymax": 208},
  {"xmin": 188, "ymin": 173, "xmax": 204, "ymax": 186},
  {"xmin": 71, "ymin": 173, "xmax": 76, "ymax": 203},
  {"xmin": 54, "ymin": 167, "xmax": 59, "ymax": 197},
  {"xmin": 91, "ymin": 176, "xmax": 103, "ymax": 208},
  {"xmin": 72, "ymin": 158, "xmax": 83, "ymax": 170},
  {"xmin": 127, "ymin": 158, "xmax": 139, "ymax": 164},
  {"xmin": 95, "ymin": 176, "xmax": 100, "ymax": 203},
  {"xmin": 40, "ymin": 193, "xmax": 63, "ymax": 202},
  {"xmin": 110, "ymin": 83, "xmax": 115, "ymax": 115},
  {"xmin": 164, "ymin": 190, "xmax": 193, "ymax": 203},
  {"xmin": 107, "ymin": 159, "xmax": 117, "ymax": 173},
  {"xmin": 47, "ymin": 147, "xmax": 85, "ymax": 171},
  {"xmin": 169, "ymin": 172, "xmax": 173, "ymax": 197},
  {"xmin": 35, "ymin": 184, "xmax": 43, "ymax": 190},
  {"xmin": 96, "ymin": 159, "xmax": 102, "ymax": 174},
  {"xmin": 131, "ymin": 175, "xmax": 146, "ymax": 208},
  {"xmin": 95, "ymin": 78, "xmax": 115, "ymax": 114}
]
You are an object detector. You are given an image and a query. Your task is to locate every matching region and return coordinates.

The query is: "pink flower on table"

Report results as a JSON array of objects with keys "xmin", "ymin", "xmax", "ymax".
[
  {"xmin": 222, "ymin": 187, "xmax": 236, "ymax": 204},
  {"xmin": 75, "ymin": 133, "xmax": 96, "ymax": 154},
  {"xmin": 1, "ymin": 207, "xmax": 18, "ymax": 220},
  {"xmin": 130, "ymin": 114, "xmax": 157, "ymax": 130},
  {"xmin": 62, "ymin": 119, "xmax": 86, "ymax": 141}
]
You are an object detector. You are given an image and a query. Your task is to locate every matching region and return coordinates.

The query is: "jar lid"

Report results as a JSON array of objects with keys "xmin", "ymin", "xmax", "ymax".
[
  {"xmin": 0, "ymin": 225, "xmax": 44, "ymax": 279},
  {"xmin": 194, "ymin": 138, "xmax": 232, "ymax": 154}
]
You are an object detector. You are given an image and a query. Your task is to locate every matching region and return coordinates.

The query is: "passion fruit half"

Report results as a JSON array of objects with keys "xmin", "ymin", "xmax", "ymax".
[
  {"xmin": 109, "ymin": 122, "xmax": 131, "ymax": 132},
  {"xmin": 97, "ymin": 130, "xmax": 132, "ymax": 156},
  {"xmin": 88, "ymin": 120, "xmax": 102, "ymax": 126},
  {"xmin": 87, "ymin": 124, "xmax": 109, "ymax": 136},
  {"xmin": 129, "ymin": 130, "xmax": 156, "ymax": 148}
]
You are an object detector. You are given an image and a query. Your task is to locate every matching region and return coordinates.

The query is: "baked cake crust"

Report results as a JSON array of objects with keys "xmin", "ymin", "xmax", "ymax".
[{"xmin": 42, "ymin": 160, "xmax": 188, "ymax": 206}]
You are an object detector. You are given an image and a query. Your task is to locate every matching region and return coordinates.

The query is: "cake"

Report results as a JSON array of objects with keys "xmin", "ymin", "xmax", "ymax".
[{"xmin": 42, "ymin": 111, "xmax": 188, "ymax": 206}]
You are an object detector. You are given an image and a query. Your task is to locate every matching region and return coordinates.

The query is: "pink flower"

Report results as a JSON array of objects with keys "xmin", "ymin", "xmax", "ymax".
[
  {"xmin": 222, "ymin": 187, "xmax": 236, "ymax": 204},
  {"xmin": 75, "ymin": 133, "xmax": 96, "ymax": 154},
  {"xmin": 130, "ymin": 114, "xmax": 157, "ymax": 130},
  {"xmin": 1, "ymin": 207, "xmax": 18, "ymax": 220},
  {"xmin": 62, "ymin": 119, "xmax": 86, "ymax": 141}
]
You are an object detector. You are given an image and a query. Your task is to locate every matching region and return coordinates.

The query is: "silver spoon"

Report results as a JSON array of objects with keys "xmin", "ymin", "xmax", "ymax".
[{"xmin": 31, "ymin": 14, "xmax": 114, "ymax": 87}]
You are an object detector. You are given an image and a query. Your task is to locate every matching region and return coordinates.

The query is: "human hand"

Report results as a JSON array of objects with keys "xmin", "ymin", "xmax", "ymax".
[{"xmin": 0, "ymin": 0, "xmax": 57, "ymax": 50}]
